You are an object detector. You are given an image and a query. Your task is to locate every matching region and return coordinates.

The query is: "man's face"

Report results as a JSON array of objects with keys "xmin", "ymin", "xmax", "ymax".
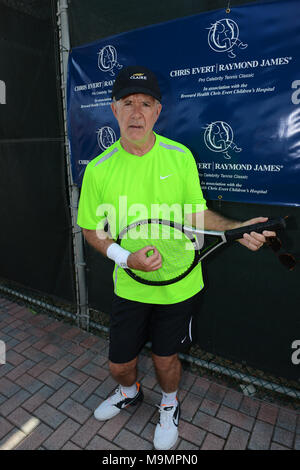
[{"xmin": 111, "ymin": 93, "xmax": 162, "ymax": 146}]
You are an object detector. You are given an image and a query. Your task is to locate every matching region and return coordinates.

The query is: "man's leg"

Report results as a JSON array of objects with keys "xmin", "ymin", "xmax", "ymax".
[
  {"xmin": 151, "ymin": 353, "xmax": 181, "ymax": 450},
  {"xmin": 151, "ymin": 353, "xmax": 181, "ymax": 394},
  {"xmin": 109, "ymin": 357, "xmax": 138, "ymax": 387},
  {"xmin": 93, "ymin": 295, "xmax": 150, "ymax": 421},
  {"xmin": 94, "ymin": 356, "xmax": 143, "ymax": 421},
  {"xmin": 150, "ymin": 294, "xmax": 200, "ymax": 450}
]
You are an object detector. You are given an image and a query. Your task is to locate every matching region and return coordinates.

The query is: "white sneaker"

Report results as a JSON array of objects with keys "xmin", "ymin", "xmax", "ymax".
[
  {"xmin": 94, "ymin": 382, "xmax": 143, "ymax": 421},
  {"xmin": 153, "ymin": 400, "xmax": 180, "ymax": 450}
]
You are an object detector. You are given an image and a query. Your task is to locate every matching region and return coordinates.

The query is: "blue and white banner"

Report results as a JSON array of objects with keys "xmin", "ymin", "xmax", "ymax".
[{"xmin": 67, "ymin": 0, "xmax": 300, "ymax": 206}]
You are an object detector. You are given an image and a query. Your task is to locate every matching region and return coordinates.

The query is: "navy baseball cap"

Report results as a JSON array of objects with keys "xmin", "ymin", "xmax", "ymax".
[{"xmin": 111, "ymin": 66, "xmax": 162, "ymax": 102}]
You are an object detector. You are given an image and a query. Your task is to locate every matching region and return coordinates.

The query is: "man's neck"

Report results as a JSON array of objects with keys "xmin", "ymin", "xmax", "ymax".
[{"xmin": 120, "ymin": 132, "xmax": 156, "ymax": 156}]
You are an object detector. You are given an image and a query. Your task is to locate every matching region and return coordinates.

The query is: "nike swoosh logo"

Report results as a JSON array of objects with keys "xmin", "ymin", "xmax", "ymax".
[
  {"xmin": 160, "ymin": 174, "xmax": 172, "ymax": 180},
  {"xmin": 173, "ymin": 405, "xmax": 180, "ymax": 427}
]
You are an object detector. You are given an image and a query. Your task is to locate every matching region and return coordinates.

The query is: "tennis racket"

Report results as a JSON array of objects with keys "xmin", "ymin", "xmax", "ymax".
[{"xmin": 116, "ymin": 217, "xmax": 286, "ymax": 286}]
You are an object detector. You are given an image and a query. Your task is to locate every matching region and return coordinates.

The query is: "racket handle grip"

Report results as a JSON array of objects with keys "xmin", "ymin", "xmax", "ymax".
[{"xmin": 225, "ymin": 217, "xmax": 286, "ymax": 242}]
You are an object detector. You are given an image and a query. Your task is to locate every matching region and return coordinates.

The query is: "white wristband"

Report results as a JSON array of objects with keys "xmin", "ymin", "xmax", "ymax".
[{"xmin": 106, "ymin": 243, "xmax": 131, "ymax": 269}]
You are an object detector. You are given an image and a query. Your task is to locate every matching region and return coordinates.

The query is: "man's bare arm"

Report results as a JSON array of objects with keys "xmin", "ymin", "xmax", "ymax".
[
  {"xmin": 186, "ymin": 209, "xmax": 276, "ymax": 252},
  {"xmin": 204, "ymin": 209, "xmax": 240, "ymax": 231},
  {"xmin": 185, "ymin": 209, "xmax": 240, "ymax": 232},
  {"xmin": 82, "ymin": 228, "xmax": 162, "ymax": 271},
  {"xmin": 82, "ymin": 228, "xmax": 114, "ymax": 257}
]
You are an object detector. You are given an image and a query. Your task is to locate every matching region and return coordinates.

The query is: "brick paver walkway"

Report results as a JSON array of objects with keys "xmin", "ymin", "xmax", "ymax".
[{"xmin": 0, "ymin": 297, "xmax": 299, "ymax": 450}]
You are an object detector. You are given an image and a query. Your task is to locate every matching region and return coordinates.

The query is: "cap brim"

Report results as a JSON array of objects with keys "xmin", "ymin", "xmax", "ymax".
[{"xmin": 113, "ymin": 86, "xmax": 161, "ymax": 102}]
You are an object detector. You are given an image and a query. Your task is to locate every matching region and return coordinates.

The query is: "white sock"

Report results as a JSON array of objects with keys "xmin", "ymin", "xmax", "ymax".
[
  {"xmin": 120, "ymin": 383, "xmax": 138, "ymax": 398},
  {"xmin": 161, "ymin": 390, "xmax": 177, "ymax": 407}
]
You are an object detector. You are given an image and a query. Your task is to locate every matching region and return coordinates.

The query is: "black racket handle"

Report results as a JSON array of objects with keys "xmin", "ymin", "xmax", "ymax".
[{"xmin": 225, "ymin": 217, "xmax": 286, "ymax": 243}]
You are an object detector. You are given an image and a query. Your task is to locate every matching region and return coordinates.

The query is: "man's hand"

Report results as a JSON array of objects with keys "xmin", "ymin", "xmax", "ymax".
[
  {"xmin": 127, "ymin": 246, "xmax": 162, "ymax": 271},
  {"xmin": 237, "ymin": 217, "xmax": 276, "ymax": 251}
]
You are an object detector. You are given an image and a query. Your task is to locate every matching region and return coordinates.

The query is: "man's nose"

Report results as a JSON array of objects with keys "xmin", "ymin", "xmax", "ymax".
[{"xmin": 131, "ymin": 104, "xmax": 143, "ymax": 116}]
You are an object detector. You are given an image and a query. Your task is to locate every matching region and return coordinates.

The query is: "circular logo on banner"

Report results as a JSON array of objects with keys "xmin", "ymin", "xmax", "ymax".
[
  {"xmin": 204, "ymin": 121, "xmax": 242, "ymax": 160},
  {"xmin": 97, "ymin": 126, "xmax": 116, "ymax": 150},
  {"xmin": 97, "ymin": 45, "xmax": 123, "ymax": 76},
  {"xmin": 207, "ymin": 19, "xmax": 248, "ymax": 59}
]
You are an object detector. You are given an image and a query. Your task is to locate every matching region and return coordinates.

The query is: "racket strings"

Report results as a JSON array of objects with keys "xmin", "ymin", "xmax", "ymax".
[{"xmin": 119, "ymin": 222, "xmax": 196, "ymax": 282}]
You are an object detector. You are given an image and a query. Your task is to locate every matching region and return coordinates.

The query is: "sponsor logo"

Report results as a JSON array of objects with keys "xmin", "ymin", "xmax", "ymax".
[
  {"xmin": 97, "ymin": 45, "xmax": 123, "ymax": 76},
  {"xmin": 207, "ymin": 19, "xmax": 248, "ymax": 59},
  {"xmin": 97, "ymin": 126, "xmax": 117, "ymax": 151},
  {"xmin": 203, "ymin": 121, "xmax": 242, "ymax": 160},
  {"xmin": 130, "ymin": 73, "xmax": 147, "ymax": 80},
  {"xmin": 173, "ymin": 404, "xmax": 179, "ymax": 427},
  {"xmin": 160, "ymin": 174, "xmax": 172, "ymax": 180}
]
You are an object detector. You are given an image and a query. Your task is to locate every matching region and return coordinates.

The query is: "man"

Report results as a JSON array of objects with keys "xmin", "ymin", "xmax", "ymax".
[{"xmin": 77, "ymin": 66, "xmax": 276, "ymax": 450}]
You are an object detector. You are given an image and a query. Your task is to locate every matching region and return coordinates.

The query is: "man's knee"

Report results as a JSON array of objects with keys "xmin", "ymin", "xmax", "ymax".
[
  {"xmin": 109, "ymin": 357, "xmax": 138, "ymax": 378},
  {"xmin": 152, "ymin": 353, "xmax": 179, "ymax": 372}
]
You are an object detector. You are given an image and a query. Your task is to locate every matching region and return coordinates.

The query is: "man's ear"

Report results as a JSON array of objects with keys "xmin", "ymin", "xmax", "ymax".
[
  {"xmin": 111, "ymin": 101, "xmax": 118, "ymax": 119},
  {"xmin": 154, "ymin": 103, "xmax": 162, "ymax": 123}
]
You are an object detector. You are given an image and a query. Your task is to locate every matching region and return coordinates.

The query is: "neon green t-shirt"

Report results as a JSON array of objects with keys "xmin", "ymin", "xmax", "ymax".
[{"xmin": 77, "ymin": 133, "xmax": 207, "ymax": 304}]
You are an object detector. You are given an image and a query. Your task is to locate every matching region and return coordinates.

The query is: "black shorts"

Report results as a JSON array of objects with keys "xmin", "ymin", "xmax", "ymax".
[{"xmin": 109, "ymin": 293, "xmax": 201, "ymax": 364}]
